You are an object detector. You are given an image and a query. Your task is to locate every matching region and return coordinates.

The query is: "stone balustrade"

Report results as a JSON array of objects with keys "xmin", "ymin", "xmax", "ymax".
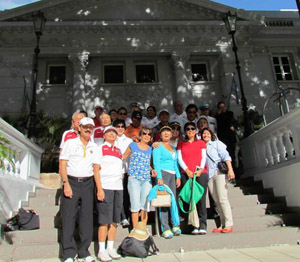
[{"xmin": 239, "ymin": 107, "xmax": 300, "ymax": 207}]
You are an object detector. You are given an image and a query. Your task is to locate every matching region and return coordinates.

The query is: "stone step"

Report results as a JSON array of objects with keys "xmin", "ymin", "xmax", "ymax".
[{"xmin": 4, "ymin": 227, "xmax": 300, "ymax": 261}]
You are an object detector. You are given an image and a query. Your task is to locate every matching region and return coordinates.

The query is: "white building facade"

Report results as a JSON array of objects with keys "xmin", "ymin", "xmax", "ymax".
[{"xmin": 0, "ymin": 0, "xmax": 299, "ymax": 121}]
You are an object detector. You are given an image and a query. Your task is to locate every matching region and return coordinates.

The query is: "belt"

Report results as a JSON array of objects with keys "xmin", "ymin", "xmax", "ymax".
[{"xmin": 67, "ymin": 176, "xmax": 93, "ymax": 182}]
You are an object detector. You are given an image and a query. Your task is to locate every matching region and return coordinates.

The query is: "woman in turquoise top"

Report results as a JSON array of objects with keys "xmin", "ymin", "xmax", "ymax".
[
  {"xmin": 153, "ymin": 125, "xmax": 181, "ymax": 239},
  {"xmin": 123, "ymin": 127, "xmax": 156, "ymax": 228}
]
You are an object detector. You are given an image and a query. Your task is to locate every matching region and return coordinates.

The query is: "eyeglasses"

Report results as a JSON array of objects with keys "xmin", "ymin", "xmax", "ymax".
[
  {"xmin": 188, "ymin": 111, "xmax": 197, "ymax": 114},
  {"xmin": 119, "ymin": 112, "xmax": 127, "ymax": 115},
  {"xmin": 116, "ymin": 125, "xmax": 125, "ymax": 128},
  {"xmin": 185, "ymin": 127, "xmax": 196, "ymax": 131},
  {"xmin": 142, "ymin": 132, "xmax": 152, "ymax": 136}
]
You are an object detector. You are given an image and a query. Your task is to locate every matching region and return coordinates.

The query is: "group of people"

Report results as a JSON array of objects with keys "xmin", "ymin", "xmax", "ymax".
[{"xmin": 59, "ymin": 100, "xmax": 237, "ymax": 262}]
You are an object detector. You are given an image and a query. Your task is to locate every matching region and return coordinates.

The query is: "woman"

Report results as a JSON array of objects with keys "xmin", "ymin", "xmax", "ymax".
[
  {"xmin": 177, "ymin": 122, "xmax": 208, "ymax": 235},
  {"xmin": 152, "ymin": 126, "xmax": 181, "ymax": 239},
  {"xmin": 109, "ymin": 109, "xmax": 118, "ymax": 123},
  {"xmin": 201, "ymin": 128, "xmax": 235, "ymax": 233},
  {"xmin": 123, "ymin": 127, "xmax": 156, "ymax": 228},
  {"xmin": 170, "ymin": 121, "xmax": 181, "ymax": 147}
]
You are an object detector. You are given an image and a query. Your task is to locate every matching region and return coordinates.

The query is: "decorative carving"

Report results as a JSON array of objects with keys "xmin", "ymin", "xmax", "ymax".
[
  {"xmin": 68, "ymin": 51, "xmax": 90, "ymax": 70},
  {"xmin": 171, "ymin": 52, "xmax": 190, "ymax": 70}
]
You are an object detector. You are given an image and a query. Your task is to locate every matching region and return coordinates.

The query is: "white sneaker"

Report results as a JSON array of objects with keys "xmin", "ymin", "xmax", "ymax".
[
  {"xmin": 199, "ymin": 229, "xmax": 207, "ymax": 235},
  {"xmin": 64, "ymin": 258, "xmax": 74, "ymax": 262},
  {"xmin": 107, "ymin": 248, "xmax": 121, "ymax": 260},
  {"xmin": 98, "ymin": 250, "xmax": 112, "ymax": 262},
  {"xmin": 84, "ymin": 256, "xmax": 96, "ymax": 262}
]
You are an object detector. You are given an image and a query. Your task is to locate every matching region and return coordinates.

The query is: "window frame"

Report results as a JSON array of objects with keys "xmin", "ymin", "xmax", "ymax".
[
  {"xmin": 134, "ymin": 61, "xmax": 158, "ymax": 83},
  {"xmin": 46, "ymin": 63, "xmax": 67, "ymax": 85},
  {"xmin": 272, "ymin": 55, "xmax": 294, "ymax": 81},
  {"xmin": 190, "ymin": 62, "xmax": 210, "ymax": 82},
  {"xmin": 103, "ymin": 62, "xmax": 125, "ymax": 84}
]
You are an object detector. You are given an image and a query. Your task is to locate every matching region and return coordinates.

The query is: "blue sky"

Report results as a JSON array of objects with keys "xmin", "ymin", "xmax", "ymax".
[{"xmin": 0, "ymin": 0, "xmax": 298, "ymax": 11}]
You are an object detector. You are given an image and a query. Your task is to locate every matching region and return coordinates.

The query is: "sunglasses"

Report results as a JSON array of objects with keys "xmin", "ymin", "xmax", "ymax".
[
  {"xmin": 185, "ymin": 127, "xmax": 196, "ymax": 131},
  {"xmin": 119, "ymin": 112, "xmax": 127, "ymax": 115},
  {"xmin": 142, "ymin": 132, "xmax": 152, "ymax": 136},
  {"xmin": 188, "ymin": 111, "xmax": 197, "ymax": 114},
  {"xmin": 116, "ymin": 125, "xmax": 125, "ymax": 128}
]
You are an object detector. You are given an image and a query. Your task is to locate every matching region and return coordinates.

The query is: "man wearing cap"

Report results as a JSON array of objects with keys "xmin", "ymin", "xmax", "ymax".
[
  {"xmin": 59, "ymin": 117, "xmax": 97, "ymax": 262},
  {"xmin": 152, "ymin": 109, "xmax": 170, "ymax": 142},
  {"xmin": 125, "ymin": 102, "xmax": 149, "ymax": 127},
  {"xmin": 124, "ymin": 111, "xmax": 143, "ymax": 142},
  {"xmin": 93, "ymin": 106, "xmax": 104, "ymax": 127},
  {"xmin": 93, "ymin": 113, "xmax": 112, "ymax": 146},
  {"xmin": 93, "ymin": 126, "xmax": 123, "ymax": 262},
  {"xmin": 199, "ymin": 103, "xmax": 217, "ymax": 133}
]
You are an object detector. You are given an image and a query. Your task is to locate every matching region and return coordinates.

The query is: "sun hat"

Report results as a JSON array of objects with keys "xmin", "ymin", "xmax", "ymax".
[
  {"xmin": 128, "ymin": 222, "xmax": 149, "ymax": 241},
  {"xmin": 159, "ymin": 125, "xmax": 172, "ymax": 133},
  {"xmin": 79, "ymin": 117, "xmax": 95, "ymax": 126}
]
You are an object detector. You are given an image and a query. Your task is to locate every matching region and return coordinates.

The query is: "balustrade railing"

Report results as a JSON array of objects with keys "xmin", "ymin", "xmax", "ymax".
[{"xmin": 240, "ymin": 107, "xmax": 300, "ymax": 176}]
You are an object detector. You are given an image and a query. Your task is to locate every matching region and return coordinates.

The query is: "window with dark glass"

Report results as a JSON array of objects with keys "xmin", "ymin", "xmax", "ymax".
[
  {"xmin": 272, "ymin": 56, "xmax": 293, "ymax": 81},
  {"xmin": 48, "ymin": 65, "xmax": 66, "ymax": 84},
  {"xmin": 136, "ymin": 64, "xmax": 156, "ymax": 83},
  {"xmin": 104, "ymin": 65, "xmax": 124, "ymax": 83},
  {"xmin": 191, "ymin": 64, "xmax": 208, "ymax": 81}
]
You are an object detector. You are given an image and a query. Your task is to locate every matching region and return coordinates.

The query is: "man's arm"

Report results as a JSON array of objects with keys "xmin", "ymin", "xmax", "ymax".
[{"xmin": 60, "ymin": 160, "xmax": 72, "ymax": 198}]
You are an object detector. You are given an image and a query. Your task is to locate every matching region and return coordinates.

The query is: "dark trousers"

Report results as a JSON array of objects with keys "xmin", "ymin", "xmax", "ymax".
[
  {"xmin": 181, "ymin": 173, "xmax": 209, "ymax": 230},
  {"xmin": 61, "ymin": 177, "xmax": 94, "ymax": 260},
  {"xmin": 121, "ymin": 173, "xmax": 130, "ymax": 221}
]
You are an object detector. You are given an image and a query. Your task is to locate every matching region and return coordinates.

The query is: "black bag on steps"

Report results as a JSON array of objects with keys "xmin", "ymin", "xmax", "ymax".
[{"xmin": 18, "ymin": 208, "xmax": 40, "ymax": 230}]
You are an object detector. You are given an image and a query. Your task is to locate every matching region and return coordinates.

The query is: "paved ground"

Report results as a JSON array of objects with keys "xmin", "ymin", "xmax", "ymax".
[{"xmin": 1, "ymin": 244, "xmax": 300, "ymax": 262}]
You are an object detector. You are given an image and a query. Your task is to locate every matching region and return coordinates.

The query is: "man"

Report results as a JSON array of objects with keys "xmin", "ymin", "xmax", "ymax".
[
  {"xmin": 199, "ymin": 103, "xmax": 217, "ymax": 133},
  {"xmin": 215, "ymin": 102, "xmax": 237, "ymax": 170},
  {"xmin": 93, "ymin": 126, "xmax": 123, "ymax": 262},
  {"xmin": 125, "ymin": 102, "xmax": 149, "ymax": 127},
  {"xmin": 93, "ymin": 113, "xmax": 112, "ymax": 145},
  {"xmin": 59, "ymin": 112, "xmax": 84, "ymax": 153},
  {"xmin": 169, "ymin": 100, "xmax": 187, "ymax": 128},
  {"xmin": 59, "ymin": 117, "xmax": 97, "ymax": 262},
  {"xmin": 152, "ymin": 109, "xmax": 170, "ymax": 141},
  {"xmin": 183, "ymin": 104, "xmax": 198, "ymax": 129},
  {"xmin": 124, "ymin": 111, "xmax": 143, "ymax": 142},
  {"xmin": 93, "ymin": 105, "xmax": 104, "ymax": 127}
]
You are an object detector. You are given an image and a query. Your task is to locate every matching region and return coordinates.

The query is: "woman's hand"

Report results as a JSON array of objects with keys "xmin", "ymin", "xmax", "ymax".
[
  {"xmin": 97, "ymin": 188, "xmax": 105, "ymax": 201},
  {"xmin": 151, "ymin": 169, "xmax": 158, "ymax": 177},
  {"xmin": 195, "ymin": 168, "xmax": 203, "ymax": 177},
  {"xmin": 152, "ymin": 142, "xmax": 160, "ymax": 149},
  {"xmin": 157, "ymin": 178, "xmax": 164, "ymax": 185},
  {"xmin": 186, "ymin": 169, "xmax": 194, "ymax": 178},
  {"xmin": 176, "ymin": 178, "xmax": 181, "ymax": 188},
  {"xmin": 63, "ymin": 182, "xmax": 73, "ymax": 198},
  {"xmin": 228, "ymin": 170, "xmax": 235, "ymax": 180}
]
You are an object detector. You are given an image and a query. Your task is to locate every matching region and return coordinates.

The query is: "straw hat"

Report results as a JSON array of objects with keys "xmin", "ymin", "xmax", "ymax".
[{"xmin": 128, "ymin": 222, "xmax": 149, "ymax": 241}]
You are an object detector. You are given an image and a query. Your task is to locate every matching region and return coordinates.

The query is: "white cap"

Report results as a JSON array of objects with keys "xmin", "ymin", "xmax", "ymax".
[
  {"xmin": 104, "ymin": 126, "xmax": 118, "ymax": 134},
  {"xmin": 158, "ymin": 109, "xmax": 170, "ymax": 115},
  {"xmin": 79, "ymin": 117, "xmax": 95, "ymax": 126}
]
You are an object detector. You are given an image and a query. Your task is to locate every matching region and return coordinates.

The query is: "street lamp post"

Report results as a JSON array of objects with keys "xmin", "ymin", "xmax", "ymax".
[
  {"xmin": 28, "ymin": 11, "xmax": 46, "ymax": 139},
  {"xmin": 224, "ymin": 11, "xmax": 252, "ymax": 137}
]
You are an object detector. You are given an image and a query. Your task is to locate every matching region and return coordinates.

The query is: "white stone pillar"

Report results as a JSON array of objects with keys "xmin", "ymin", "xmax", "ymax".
[
  {"xmin": 68, "ymin": 52, "xmax": 89, "ymax": 112},
  {"xmin": 171, "ymin": 52, "xmax": 190, "ymax": 105}
]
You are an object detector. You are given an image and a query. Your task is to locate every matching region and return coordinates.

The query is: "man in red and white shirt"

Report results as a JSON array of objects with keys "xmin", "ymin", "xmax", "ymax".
[
  {"xmin": 93, "ymin": 113, "xmax": 112, "ymax": 146},
  {"xmin": 59, "ymin": 117, "xmax": 97, "ymax": 262},
  {"xmin": 59, "ymin": 112, "xmax": 84, "ymax": 152},
  {"xmin": 93, "ymin": 126, "xmax": 123, "ymax": 262}
]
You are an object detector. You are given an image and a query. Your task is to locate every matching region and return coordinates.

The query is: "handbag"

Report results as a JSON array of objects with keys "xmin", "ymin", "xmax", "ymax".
[
  {"xmin": 206, "ymin": 144, "xmax": 228, "ymax": 174},
  {"xmin": 17, "ymin": 208, "xmax": 40, "ymax": 230},
  {"xmin": 151, "ymin": 185, "xmax": 171, "ymax": 207},
  {"xmin": 178, "ymin": 175, "xmax": 204, "ymax": 214}
]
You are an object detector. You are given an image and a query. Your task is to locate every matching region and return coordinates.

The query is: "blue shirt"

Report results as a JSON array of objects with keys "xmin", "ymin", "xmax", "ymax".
[
  {"xmin": 206, "ymin": 140, "xmax": 231, "ymax": 179},
  {"xmin": 152, "ymin": 144, "xmax": 181, "ymax": 179},
  {"xmin": 128, "ymin": 142, "xmax": 152, "ymax": 180}
]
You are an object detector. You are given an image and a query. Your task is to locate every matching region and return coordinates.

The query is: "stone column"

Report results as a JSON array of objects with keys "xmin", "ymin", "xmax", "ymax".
[
  {"xmin": 68, "ymin": 51, "xmax": 89, "ymax": 112},
  {"xmin": 171, "ymin": 52, "xmax": 190, "ymax": 105}
]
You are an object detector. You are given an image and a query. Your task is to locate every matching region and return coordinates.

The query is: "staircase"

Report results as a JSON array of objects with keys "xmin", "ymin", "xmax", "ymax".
[{"xmin": 1, "ymin": 175, "xmax": 300, "ymax": 261}]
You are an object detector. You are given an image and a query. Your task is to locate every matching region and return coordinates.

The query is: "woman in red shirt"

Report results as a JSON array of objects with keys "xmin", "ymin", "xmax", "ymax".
[{"xmin": 177, "ymin": 122, "xmax": 208, "ymax": 235}]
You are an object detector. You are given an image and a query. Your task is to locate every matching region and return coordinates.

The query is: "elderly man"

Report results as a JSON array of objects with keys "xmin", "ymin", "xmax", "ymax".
[
  {"xmin": 169, "ymin": 100, "xmax": 187, "ymax": 128},
  {"xmin": 94, "ymin": 126, "xmax": 123, "ymax": 262},
  {"xmin": 93, "ymin": 113, "xmax": 112, "ymax": 145},
  {"xmin": 60, "ymin": 117, "xmax": 97, "ymax": 262},
  {"xmin": 59, "ymin": 112, "xmax": 85, "ymax": 153}
]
